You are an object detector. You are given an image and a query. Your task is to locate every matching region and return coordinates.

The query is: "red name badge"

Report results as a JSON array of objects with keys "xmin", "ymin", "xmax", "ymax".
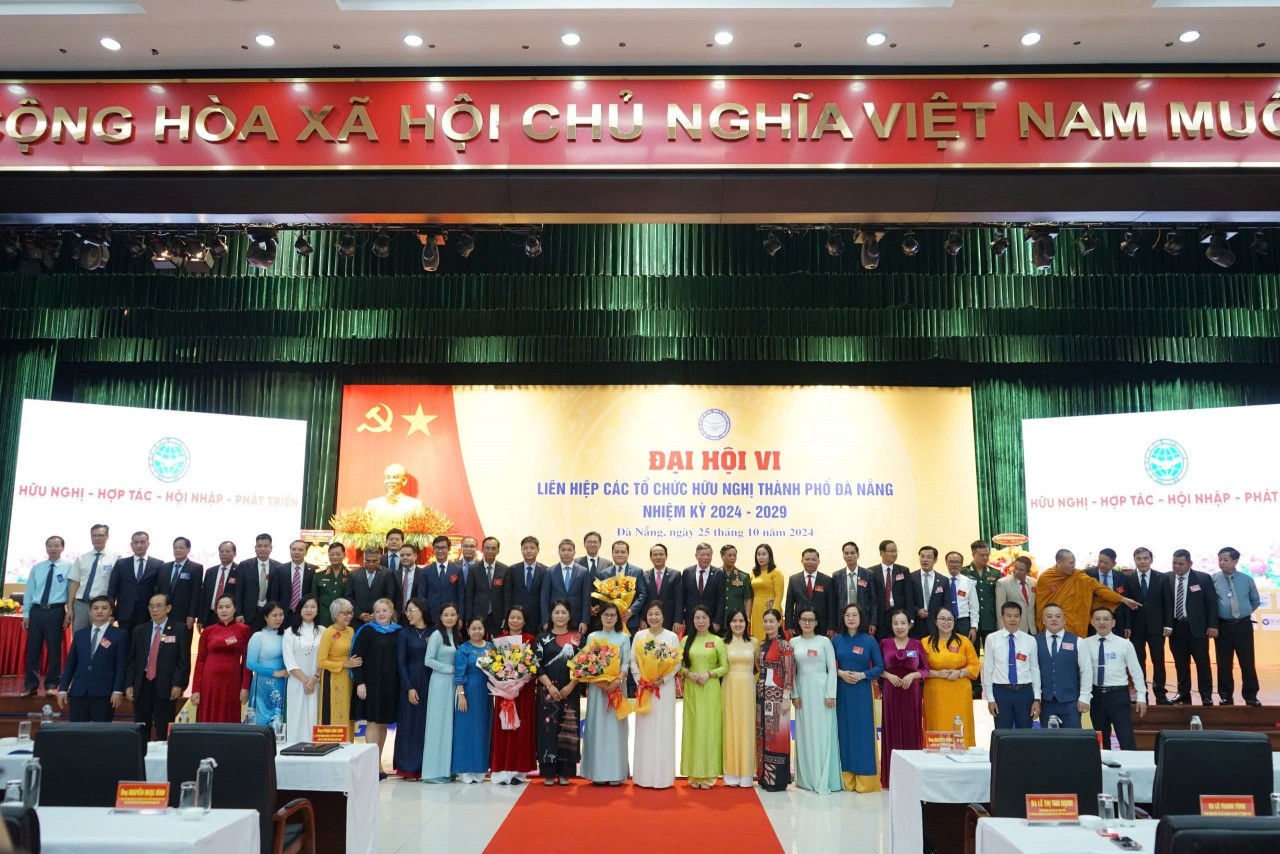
[
  {"xmin": 852, "ymin": 646, "xmax": 864, "ymax": 655},
  {"xmin": 225, "ymin": 637, "xmax": 237, "ymax": 645},
  {"xmin": 807, "ymin": 649, "xmax": 818, "ymax": 656},
  {"xmin": 493, "ymin": 579, "xmax": 503, "ymax": 587},
  {"xmin": 1116, "ymin": 586, "xmax": 1125, "ymax": 594},
  {"xmin": 115, "ymin": 782, "xmax": 169, "ymax": 811},
  {"xmin": 1190, "ymin": 584, "xmax": 1202, "ymax": 592},
  {"xmin": 1025, "ymin": 794, "xmax": 1079, "ymax": 822},
  {"xmin": 1016, "ymin": 653, "xmax": 1028, "ymax": 662},
  {"xmin": 99, "ymin": 638, "xmax": 112, "ymax": 648},
  {"xmin": 814, "ymin": 584, "xmax": 825, "ymax": 593},
  {"xmin": 312, "ymin": 725, "xmax": 348, "ymax": 743},
  {"xmin": 704, "ymin": 641, "xmax": 716, "ymax": 648},
  {"xmin": 1062, "ymin": 642, "xmax": 1075, "ymax": 651},
  {"xmin": 895, "ymin": 574, "xmax": 904, "ymax": 581},
  {"xmin": 857, "ymin": 579, "xmax": 867, "ymax": 587},
  {"xmin": 958, "ymin": 589, "xmax": 967, "ymax": 597},
  {"xmin": 1200, "ymin": 795, "xmax": 1254, "ymax": 816}
]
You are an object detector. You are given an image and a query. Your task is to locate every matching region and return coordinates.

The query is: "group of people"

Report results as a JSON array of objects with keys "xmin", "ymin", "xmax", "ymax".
[{"xmin": 44, "ymin": 525, "xmax": 1264, "ymax": 792}]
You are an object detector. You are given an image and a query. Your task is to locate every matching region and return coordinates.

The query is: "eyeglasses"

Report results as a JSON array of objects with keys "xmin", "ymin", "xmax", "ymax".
[{"xmin": 799, "ymin": 617, "xmax": 817, "ymax": 623}]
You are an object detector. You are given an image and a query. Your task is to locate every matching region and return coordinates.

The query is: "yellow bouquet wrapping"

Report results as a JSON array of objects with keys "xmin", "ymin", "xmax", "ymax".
[
  {"xmin": 632, "ymin": 636, "xmax": 681, "ymax": 715},
  {"xmin": 590, "ymin": 574, "xmax": 638, "ymax": 634},
  {"xmin": 569, "ymin": 639, "xmax": 632, "ymax": 720}
]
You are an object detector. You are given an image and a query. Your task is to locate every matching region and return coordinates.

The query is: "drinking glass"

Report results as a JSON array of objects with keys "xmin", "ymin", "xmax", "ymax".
[
  {"xmin": 1097, "ymin": 793, "xmax": 1118, "ymax": 824},
  {"xmin": 16, "ymin": 722, "xmax": 30, "ymax": 743},
  {"xmin": 178, "ymin": 781, "xmax": 202, "ymax": 820}
]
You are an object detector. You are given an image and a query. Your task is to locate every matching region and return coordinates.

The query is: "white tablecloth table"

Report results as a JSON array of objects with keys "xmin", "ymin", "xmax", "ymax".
[
  {"xmin": 144, "ymin": 741, "xmax": 379, "ymax": 854},
  {"xmin": 888, "ymin": 749, "xmax": 1280, "ymax": 854},
  {"xmin": 37, "ymin": 806, "xmax": 259, "ymax": 853},
  {"xmin": 976, "ymin": 817, "xmax": 1159, "ymax": 854}
]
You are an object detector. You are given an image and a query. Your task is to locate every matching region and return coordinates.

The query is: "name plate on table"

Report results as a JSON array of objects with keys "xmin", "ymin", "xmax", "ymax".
[
  {"xmin": 923, "ymin": 731, "xmax": 960, "ymax": 752},
  {"xmin": 311, "ymin": 725, "xmax": 348, "ymax": 743},
  {"xmin": 1025, "ymin": 794, "xmax": 1079, "ymax": 823},
  {"xmin": 115, "ymin": 781, "xmax": 170, "ymax": 812},
  {"xmin": 1199, "ymin": 795, "xmax": 1254, "ymax": 816}
]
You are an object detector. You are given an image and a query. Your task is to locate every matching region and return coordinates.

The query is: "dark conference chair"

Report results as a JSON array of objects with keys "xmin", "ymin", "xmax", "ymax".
[
  {"xmin": 1155, "ymin": 816, "xmax": 1280, "ymax": 853},
  {"xmin": 0, "ymin": 804, "xmax": 41, "ymax": 854},
  {"xmin": 167, "ymin": 723, "xmax": 315, "ymax": 854},
  {"xmin": 964, "ymin": 730, "xmax": 1103, "ymax": 854},
  {"xmin": 32, "ymin": 722, "xmax": 146, "ymax": 807},
  {"xmin": 1152, "ymin": 730, "xmax": 1273, "ymax": 817}
]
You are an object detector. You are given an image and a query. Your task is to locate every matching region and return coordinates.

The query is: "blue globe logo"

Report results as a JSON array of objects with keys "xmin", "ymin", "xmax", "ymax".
[
  {"xmin": 1144, "ymin": 438, "xmax": 1187, "ymax": 485},
  {"xmin": 149, "ymin": 437, "xmax": 191, "ymax": 483},
  {"xmin": 698, "ymin": 408, "xmax": 731, "ymax": 441}
]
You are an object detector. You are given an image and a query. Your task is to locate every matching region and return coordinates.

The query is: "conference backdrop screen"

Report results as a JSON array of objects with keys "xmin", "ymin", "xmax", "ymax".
[
  {"xmin": 4, "ymin": 400, "xmax": 308, "ymax": 583},
  {"xmin": 334, "ymin": 385, "xmax": 980, "ymax": 569},
  {"xmin": 1022, "ymin": 404, "xmax": 1280, "ymax": 589}
]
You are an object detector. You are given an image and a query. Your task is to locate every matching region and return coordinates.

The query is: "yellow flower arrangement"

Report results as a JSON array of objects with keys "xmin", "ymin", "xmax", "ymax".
[{"xmin": 0, "ymin": 598, "xmax": 22, "ymax": 615}]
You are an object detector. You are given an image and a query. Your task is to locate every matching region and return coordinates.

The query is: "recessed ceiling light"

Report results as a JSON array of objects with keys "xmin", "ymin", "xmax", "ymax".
[
  {"xmin": 561, "ymin": 32, "xmax": 580, "ymax": 46},
  {"xmin": 866, "ymin": 32, "xmax": 887, "ymax": 47},
  {"xmin": 100, "ymin": 37, "xmax": 121, "ymax": 51},
  {"xmin": 1179, "ymin": 30, "xmax": 1200, "ymax": 43},
  {"xmin": 1021, "ymin": 32, "xmax": 1041, "ymax": 46},
  {"xmin": 714, "ymin": 31, "xmax": 734, "ymax": 46},
  {"xmin": 404, "ymin": 34, "xmax": 423, "ymax": 47},
  {"xmin": 255, "ymin": 34, "xmax": 275, "ymax": 47}
]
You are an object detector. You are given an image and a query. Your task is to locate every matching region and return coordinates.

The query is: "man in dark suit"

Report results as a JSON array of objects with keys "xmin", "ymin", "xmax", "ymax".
[
  {"xmin": 346, "ymin": 544, "xmax": 395, "ymax": 624},
  {"xmin": 508, "ymin": 536, "xmax": 546, "ymax": 629},
  {"xmin": 873, "ymin": 540, "xmax": 919, "ymax": 640},
  {"xmin": 56, "ymin": 595, "xmax": 128, "ymax": 722},
  {"xmin": 645, "ymin": 544, "xmax": 683, "ymax": 631},
  {"xmin": 575, "ymin": 531, "xmax": 606, "ymax": 577},
  {"xmin": 1165, "ymin": 548, "xmax": 1219, "ymax": 705},
  {"xmin": 1124, "ymin": 546, "xmax": 1171, "ymax": 704},
  {"xmin": 908, "ymin": 546, "xmax": 947, "ymax": 640},
  {"xmin": 681, "ymin": 543, "xmax": 725, "ymax": 631},
  {"xmin": 390, "ymin": 543, "xmax": 422, "ymax": 619},
  {"xmin": 158, "ymin": 536, "xmax": 203, "ymax": 630},
  {"xmin": 380, "ymin": 528, "xmax": 406, "ymax": 572},
  {"xmin": 785, "ymin": 548, "xmax": 835, "ymax": 635},
  {"xmin": 198, "ymin": 541, "xmax": 240, "ymax": 628},
  {"xmin": 467, "ymin": 536, "xmax": 510, "ymax": 636},
  {"xmin": 450, "ymin": 536, "xmax": 480, "ymax": 600},
  {"xmin": 1036, "ymin": 603, "xmax": 1089, "ymax": 728},
  {"xmin": 125, "ymin": 592, "xmax": 190, "ymax": 741},
  {"xmin": 268, "ymin": 539, "xmax": 317, "ymax": 623},
  {"xmin": 107, "ymin": 530, "xmax": 163, "ymax": 639},
  {"xmin": 1084, "ymin": 548, "xmax": 1130, "ymax": 637},
  {"xmin": 593, "ymin": 540, "xmax": 648, "ymax": 633},
  {"xmin": 833, "ymin": 541, "xmax": 881, "ymax": 636},
  {"xmin": 543, "ymin": 539, "xmax": 592, "ymax": 634},
  {"xmin": 422, "ymin": 535, "xmax": 465, "ymax": 624},
  {"xmin": 236, "ymin": 533, "xmax": 283, "ymax": 629}
]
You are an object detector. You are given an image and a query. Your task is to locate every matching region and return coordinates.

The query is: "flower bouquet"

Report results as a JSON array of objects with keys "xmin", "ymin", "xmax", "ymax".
[
  {"xmin": 328, "ymin": 506, "xmax": 454, "ymax": 554},
  {"xmin": 477, "ymin": 641, "xmax": 539, "ymax": 730},
  {"xmin": 569, "ymin": 639, "xmax": 631, "ymax": 719},
  {"xmin": 632, "ymin": 637, "xmax": 680, "ymax": 715},
  {"xmin": 0, "ymin": 598, "xmax": 21, "ymax": 616},
  {"xmin": 590, "ymin": 574, "xmax": 637, "ymax": 634},
  {"xmin": 989, "ymin": 546, "xmax": 1040, "ymax": 578}
]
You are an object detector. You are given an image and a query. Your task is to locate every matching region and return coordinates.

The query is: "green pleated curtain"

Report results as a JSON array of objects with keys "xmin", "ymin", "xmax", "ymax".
[
  {"xmin": 3, "ymin": 223, "xmax": 1280, "ymax": 544},
  {"xmin": 0, "ymin": 344, "xmax": 58, "ymax": 567}
]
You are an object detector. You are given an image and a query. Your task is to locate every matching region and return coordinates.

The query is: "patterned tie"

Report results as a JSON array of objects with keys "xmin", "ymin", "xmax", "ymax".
[
  {"xmin": 1096, "ymin": 636, "xmax": 1107, "ymax": 686},
  {"xmin": 39, "ymin": 562, "xmax": 52, "ymax": 607},
  {"xmin": 1007, "ymin": 633, "xmax": 1018, "ymax": 686},
  {"xmin": 291, "ymin": 567, "xmax": 302, "ymax": 610},
  {"xmin": 1176, "ymin": 575, "xmax": 1186, "ymax": 619},
  {"xmin": 83, "ymin": 552, "xmax": 101, "ymax": 601}
]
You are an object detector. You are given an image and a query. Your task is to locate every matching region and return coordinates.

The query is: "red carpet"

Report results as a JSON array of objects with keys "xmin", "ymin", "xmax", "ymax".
[{"xmin": 484, "ymin": 780, "xmax": 782, "ymax": 853}]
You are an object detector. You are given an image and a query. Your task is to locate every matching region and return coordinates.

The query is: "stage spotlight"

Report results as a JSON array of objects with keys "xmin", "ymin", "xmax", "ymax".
[
  {"xmin": 337, "ymin": 232, "xmax": 357, "ymax": 257},
  {"xmin": 1163, "ymin": 230, "xmax": 1184, "ymax": 256},
  {"xmin": 943, "ymin": 229, "xmax": 963, "ymax": 256},
  {"xmin": 371, "ymin": 231, "xmax": 392, "ymax": 259},
  {"xmin": 524, "ymin": 233, "xmax": 543, "ymax": 259},
  {"xmin": 1025, "ymin": 227, "xmax": 1057, "ymax": 271},
  {"xmin": 990, "ymin": 230, "xmax": 1010, "ymax": 256},
  {"xmin": 825, "ymin": 230, "xmax": 845, "ymax": 257},
  {"xmin": 454, "ymin": 231, "xmax": 476, "ymax": 259},
  {"xmin": 246, "ymin": 227, "xmax": 278, "ymax": 270},
  {"xmin": 900, "ymin": 230, "xmax": 920, "ymax": 257},
  {"xmin": 74, "ymin": 231, "xmax": 110, "ymax": 271},
  {"xmin": 126, "ymin": 233, "xmax": 149, "ymax": 259},
  {"xmin": 762, "ymin": 231, "xmax": 782, "ymax": 257},
  {"xmin": 209, "ymin": 233, "xmax": 229, "ymax": 258},
  {"xmin": 1119, "ymin": 230, "xmax": 1140, "ymax": 258},
  {"xmin": 420, "ymin": 240, "xmax": 440, "ymax": 272},
  {"xmin": 183, "ymin": 235, "xmax": 216, "ymax": 274},
  {"xmin": 1076, "ymin": 227, "xmax": 1099, "ymax": 256},
  {"xmin": 294, "ymin": 234, "xmax": 313, "ymax": 257},
  {"xmin": 856, "ymin": 229, "xmax": 881, "ymax": 270},
  {"xmin": 149, "ymin": 234, "xmax": 183, "ymax": 271},
  {"xmin": 1204, "ymin": 229, "xmax": 1235, "ymax": 269},
  {"xmin": 1250, "ymin": 229, "xmax": 1270, "ymax": 256}
]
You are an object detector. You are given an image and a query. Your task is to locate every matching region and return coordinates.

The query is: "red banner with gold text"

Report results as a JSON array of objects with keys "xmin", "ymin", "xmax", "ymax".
[{"xmin": 3, "ymin": 74, "xmax": 1280, "ymax": 171}]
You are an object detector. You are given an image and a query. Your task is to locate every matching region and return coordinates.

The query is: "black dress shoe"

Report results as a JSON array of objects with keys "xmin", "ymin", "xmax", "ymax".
[
  {"xmin": 1219, "ymin": 699, "xmax": 1235, "ymax": 706},
  {"xmin": 1174, "ymin": 695, "xmax": 1193, "ymax": 705},
  {"xmin": 1154, "ymin": 696, "xmax": 1173, "ymax": 706},
  {"xmin": 1201, "ymin": 699, "xmax": 1214, "ymax": 706},
  {"xmin": 18, "ymin": 689, "xmax": 36, "ymax": 698},
  {"xmin": 1245, "ymin": 698, "xmax": 1263, "ymax": 707}
]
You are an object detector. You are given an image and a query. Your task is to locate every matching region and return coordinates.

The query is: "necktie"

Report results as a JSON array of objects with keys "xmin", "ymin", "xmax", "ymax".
[
  {"xmin": 170, "ymin": 562, "xmax": 181, "ymax": 588},
  {"xmin": 563, "ymin": 567, "xmax": 571, "ymax": 588},
  {"xmin": 1141, "ymin": 573, "xmax": 1148, "ymax": 597},
  {"xmin": 885, "ymin": 567, "xmax": 893, "ymax": 608},
  {"xmin": 39, "ymin": 562, "xmax": 52, "ymax": 606},
  {"xmin": 83, "ymin": 552, "xmax": 101, "ymax": 601},
  {"xmin": 291, "ymin": 567, "xmax": 302, "ymax": 610},
  {"xmin": 525, "ymin": 565, "xmax": 532, "ymax": 589},
  {"xmin": 91, "ymin": 626, "xmax": 102, "ymax": 654},
  {"xmin": 1052, "ymin": 634, "xmax": 1059, "ymax": 658},
  {"xmin": 487, "ymin": 565, "xmax": 493, "ymax": 586},
  {"xmin": 806, "ymin": 573, "xmax": 814, "ymax": 597},
  {"xmin": 699, "ymin": 569, "xmax": 706, "ymax": 594},
  {"xmin": 403, "ymin": 570, "xmax": 412, "ymax": 611},
  {"xmin": 1007, "ymin": 633, "xmax": 1018, "ymax": 686},
  {"xmin": 146, "ymin": 623, "xmax": 162, "ymax": 680},
  {"xmin": 215, "ymin": 567, "xmax": 227, "ymax": 602},
  {"xmin": 1176, "ymin": 576, "xmax": 1186, "ymax": 618},
  {"xmin": 655, "ymin": 570, "xmax": 663, "ymax": 594},
  {"xmin": 260, "ymin": 561, "xmax": 268, "ymax": 590},
  {"xmin": 1101, "ymin": 572, "xmax": 1111, "ymax": 590},
  {"xmin": 1096, "ymin": 636, "xmax": 1107, "ymax": 686},
  {"xmin": 949, "ymin": 577, "xmax": 958, "ymax": 614},
  {"xmin": 589, "ymin": 558, "xmax": 596, "ymax": 573},
  {"xmin": 1229, "ymin": 575, "xmax": 1240, "ymax": 619},
  {"xmin": 136, "ymin": 557, "xmax": 144, "ymax": 581},
  {"xmin": 1021, "ymin": 580, "xmax": 1029, "ymax": 604},
  {"xmin": 389, "ymin": 554, "xmax": 398, "ymax": 572}
]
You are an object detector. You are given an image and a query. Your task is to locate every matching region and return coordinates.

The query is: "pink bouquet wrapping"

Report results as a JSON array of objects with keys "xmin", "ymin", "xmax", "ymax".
[{"xmin": 477, "ymin": 641, "xmax": 539, "ymax": 730}]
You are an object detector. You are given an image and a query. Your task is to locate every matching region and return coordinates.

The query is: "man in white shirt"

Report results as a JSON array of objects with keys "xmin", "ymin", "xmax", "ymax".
[
  {"xmin": 942, "ymin": 551, "xmax": 980, "ymax": 641},
  {"xmin": 982, "ymin": 601, "xmax": 1041, "ymax": 729},
  {"xmin": 65, "ymin": 523, "xmax": 119, "ymax": 632},
  {"xmin": 1078, "ymin": 606, "xmax": 1147, "ymax": 750}
]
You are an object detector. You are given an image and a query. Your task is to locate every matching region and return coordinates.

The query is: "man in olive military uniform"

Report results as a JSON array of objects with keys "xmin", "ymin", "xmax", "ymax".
[{"xmin": 962, "ymin": 539, "xmax": 1002, "ymax": 699}]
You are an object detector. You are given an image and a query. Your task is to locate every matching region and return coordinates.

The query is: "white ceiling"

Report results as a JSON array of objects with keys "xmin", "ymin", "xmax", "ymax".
[{"xmin": 0, "ymin": 0, "xmax": 1277, "ymax": 73}]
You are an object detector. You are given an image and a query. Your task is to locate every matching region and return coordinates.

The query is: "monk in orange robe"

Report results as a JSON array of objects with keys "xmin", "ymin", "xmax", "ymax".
[{"xmin": 1034, "ymin": 549, "xmax": 1140, "ymax": 635}]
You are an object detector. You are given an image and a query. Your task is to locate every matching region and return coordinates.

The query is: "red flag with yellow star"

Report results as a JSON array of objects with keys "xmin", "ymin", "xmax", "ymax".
[{"xmin": 334, "ymin": 385, "xmax": 482, "ymax": 542}]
